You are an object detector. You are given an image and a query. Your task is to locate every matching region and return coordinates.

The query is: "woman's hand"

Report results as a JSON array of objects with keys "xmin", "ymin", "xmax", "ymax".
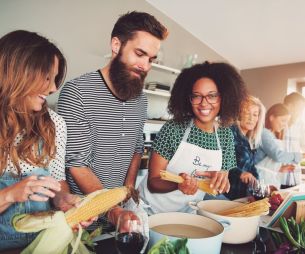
[
  {"xmin": 177, "ymin": 173, "xmax": 198, "ymax": 195},
  {"xmin": 279, "ymin": 164, "xmax": 295, "ymax": 172},
  {"xmin": 196, "ymin": 171, "xmax": 230, "ymax": 193},
  {"xmin": 5, "ymin": 175, "xmax": 61, "ymax": 203},
  {"xmin": 240, "ymin": 172, "xmax": 256, "ymax": 184}
]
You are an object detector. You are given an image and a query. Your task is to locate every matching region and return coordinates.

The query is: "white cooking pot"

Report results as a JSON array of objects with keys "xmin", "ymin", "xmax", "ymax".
[
  {"xmin": 148, "ymin": 212, "xmax": 230, "ymax": 254},
  {"xmin": 189, "ymin": 200, "xmax": 261, "ymax": 244}
]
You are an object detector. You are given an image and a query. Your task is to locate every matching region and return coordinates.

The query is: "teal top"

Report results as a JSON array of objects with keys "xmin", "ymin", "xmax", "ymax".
[{"xmin": 152, "ymin": 120, "xmax": 236, "ymax": 170}]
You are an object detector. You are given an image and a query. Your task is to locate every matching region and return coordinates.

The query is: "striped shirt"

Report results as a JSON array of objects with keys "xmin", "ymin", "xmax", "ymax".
[{"xmin": 57, "ymin": 70, "xmax": 147, "ymax": 195}]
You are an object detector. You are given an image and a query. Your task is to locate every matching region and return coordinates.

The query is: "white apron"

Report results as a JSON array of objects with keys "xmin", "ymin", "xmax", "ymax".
[
  {"xmin": 256, "ymin": 135, "xmax": 301, "ymax": 188},
  {"xmin": 138, "ymin": 120, "xmax": 222, "ymax": 215},
  {"xmin": 256, "ymin": 138, "xmax": 284, "ymax": 188},
  {"xmin": 281, "ymin": 130, "xmax": 302, "ymax": 187}
]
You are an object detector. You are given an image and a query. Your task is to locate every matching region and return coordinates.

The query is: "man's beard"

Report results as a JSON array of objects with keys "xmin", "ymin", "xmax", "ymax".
[{"xmin": 109, "ymin": 52, "xmax": 147, "ymax": 101}]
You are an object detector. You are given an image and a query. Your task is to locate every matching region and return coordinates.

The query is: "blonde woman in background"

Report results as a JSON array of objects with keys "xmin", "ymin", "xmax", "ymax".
[{"xmin": 225, "ymin": 96, "xmax": 266, "ymax": 200}]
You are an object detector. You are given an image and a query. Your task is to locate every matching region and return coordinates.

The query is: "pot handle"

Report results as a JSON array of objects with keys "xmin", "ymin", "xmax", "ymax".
[
  {"xmin": 217, "ymin": 219, "xmax": 231, "ymax": 231},
  {"xmin": 188, "ymin": 201, "xmax": 199, "ymax": 210}
]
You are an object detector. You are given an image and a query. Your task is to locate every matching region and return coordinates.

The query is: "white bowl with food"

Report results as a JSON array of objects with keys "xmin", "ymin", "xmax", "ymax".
[
  {"xmin": 148, "ymin": 212, "xmax": 230, "ymax": 254},
  {"xmin": 189, "ymin": 199, "xmax": 269, "ymax": 244}
]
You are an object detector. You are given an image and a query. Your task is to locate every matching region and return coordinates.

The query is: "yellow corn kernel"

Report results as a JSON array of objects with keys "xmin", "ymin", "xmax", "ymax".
[{"xmin": 65, "ymin": 187, "xmax": 129, "ymax": 227}]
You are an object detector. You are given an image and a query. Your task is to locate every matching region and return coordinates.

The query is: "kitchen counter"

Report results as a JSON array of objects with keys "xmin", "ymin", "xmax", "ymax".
[{"xmin": 94, "ymin": 227, "xmax": 277, "ymax": 254}]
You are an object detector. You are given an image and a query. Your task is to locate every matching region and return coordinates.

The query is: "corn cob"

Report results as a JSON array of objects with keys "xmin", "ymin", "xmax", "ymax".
[
  {"xmin": 217, "ymin": 198, "xmax": 270, "ymax": 217},
  {"xmin": 65, "ymin": 186, "xmax": 130, "ymax": 227},
  {"xmin": 160, "ymin": 170, "xmax": 218, "ymax": 196}
]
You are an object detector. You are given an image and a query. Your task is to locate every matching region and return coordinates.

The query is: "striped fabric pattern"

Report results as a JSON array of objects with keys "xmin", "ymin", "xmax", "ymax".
[{"xmin": 58, "ymin": 70, "xmax": 147, "ymax": 195}]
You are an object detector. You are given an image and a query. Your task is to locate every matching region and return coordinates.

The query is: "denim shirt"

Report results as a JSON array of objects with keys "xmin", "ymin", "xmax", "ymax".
[
  {"xmin": 225, "ymin": 125, "xmax": 259, "ymax": 200},
  {"xmin": 0, "ymin": 168, "xmax": 51, "ymax": 251}
]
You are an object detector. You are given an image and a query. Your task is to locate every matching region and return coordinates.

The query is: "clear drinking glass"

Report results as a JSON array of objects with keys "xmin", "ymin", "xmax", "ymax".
[
  {"xmin": 248, "ymin": 180, "xmax": 270, "ymax": 200},
  {"xmin": 115, "ymin": 210, "xmax": 146, "ymax": 254}
]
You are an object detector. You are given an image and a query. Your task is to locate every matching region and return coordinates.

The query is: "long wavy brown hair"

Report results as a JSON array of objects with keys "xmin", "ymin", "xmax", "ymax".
[{"xmin": 0, "ymin": 30, "xmax": 66, "ymax": 175}]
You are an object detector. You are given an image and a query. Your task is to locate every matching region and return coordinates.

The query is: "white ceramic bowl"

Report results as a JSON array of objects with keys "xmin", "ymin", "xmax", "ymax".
[
  {"xmin": 189, "ymin": 200, "xmax": 261, "ymax": 244},
  {"xmin": 148, "ymin": 212, "xmax": 229, "ymax": 254}
]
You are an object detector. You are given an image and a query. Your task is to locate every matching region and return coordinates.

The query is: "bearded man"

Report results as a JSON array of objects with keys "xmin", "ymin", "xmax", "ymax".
[{"xmin": 57, "ymin": 11, "xmax": 168, "ymax": 230}]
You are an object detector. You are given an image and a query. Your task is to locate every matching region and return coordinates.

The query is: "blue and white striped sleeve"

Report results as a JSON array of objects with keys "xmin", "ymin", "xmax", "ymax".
[{"xmin": 57, "ymin": 81, "xmax": 92, "ymax": 168}]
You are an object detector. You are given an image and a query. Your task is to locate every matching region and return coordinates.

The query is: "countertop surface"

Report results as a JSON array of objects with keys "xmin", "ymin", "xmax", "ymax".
[{"xmin": 94, "ymin": 227, "xmax": 276, "ymax": 254}]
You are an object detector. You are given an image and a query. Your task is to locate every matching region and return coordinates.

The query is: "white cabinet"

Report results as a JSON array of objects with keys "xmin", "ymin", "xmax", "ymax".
[
  {"xmin": 144, "ymin": 63, "xmax": 180, "ymax": 97},
  {"xmin": 151, "ymin": 62, "xmax": 181, "ymax": 75},
  {"xmin": 145, "ymin": 63, "xmax": 180, "ymax": 119}
]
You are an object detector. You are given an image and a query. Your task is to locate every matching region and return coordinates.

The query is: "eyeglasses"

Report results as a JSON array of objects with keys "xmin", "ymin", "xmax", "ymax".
[{"xmin": 190, "ymin": 92, "xmax": 220, "ymax": 105}]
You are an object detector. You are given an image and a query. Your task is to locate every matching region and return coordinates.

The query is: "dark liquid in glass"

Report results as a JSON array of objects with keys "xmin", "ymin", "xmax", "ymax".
[
  {"xmin": 116, "ymin": 232, "xmax": 144, "ymax": 254},
  {"xmin": 253, "ymin": 194, "xmax": 266, "ymax": 200}
]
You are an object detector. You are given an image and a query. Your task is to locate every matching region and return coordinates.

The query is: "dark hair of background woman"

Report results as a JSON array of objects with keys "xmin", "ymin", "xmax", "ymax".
[
  {"xmin": 265, "ymin": 103, "xmax": 290, "ymax": 139},
  {"xmin": 168, "ymin": 61, "xmax": 248, "ymax": 126}
]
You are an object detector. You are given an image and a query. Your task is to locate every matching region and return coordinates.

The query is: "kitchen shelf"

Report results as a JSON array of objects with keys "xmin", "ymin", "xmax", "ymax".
[
  {"xmin": 143, "ymin": 89, "xmax": 170, "ymax": 97},
  {"xmin": 151, "ymin": 63, "xmax": 181, "ymax": 75},
  {"xmin": 104, "ymin": 54, "xmax": 180, "ymax": 75}
]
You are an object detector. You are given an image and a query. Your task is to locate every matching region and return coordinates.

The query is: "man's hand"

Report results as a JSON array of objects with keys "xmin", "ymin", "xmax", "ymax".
[
  {"xmin": 53, "ymin": 192, "xmax": 97, "ymax": 231},
  {"xmin": 53, "ymin": 192, "xmax": 81, "ymax": 212}
]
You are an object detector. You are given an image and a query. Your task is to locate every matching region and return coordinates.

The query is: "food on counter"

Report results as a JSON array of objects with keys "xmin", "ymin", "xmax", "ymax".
[
  {"xmin": 66, "ymin": 186, "xmax": 132, "ymax": 227},
  {"xmin": 151, "ymin": 224, "xmax": 214, "ymax": 238},
  {"xmin": 269, "ymin": 193, "xmax": 284, "ymax": 211},
  {"xmin": 13, "ymin": 187, "xmax": 134, "ymax": 254},
  {"xmin": 160, "ymin": 170, "xmax": 218, "ymax": 195},
  {"xmin": 217, "ymin": 198, "xmax": 270, "ymax": 217},
  {"xmin": 148, "ymin": 237, "xmax": 190, "ymax": 254},
  {"xmin": 279, "ymin": 217, "xmax": 305, "ymax": 250}
]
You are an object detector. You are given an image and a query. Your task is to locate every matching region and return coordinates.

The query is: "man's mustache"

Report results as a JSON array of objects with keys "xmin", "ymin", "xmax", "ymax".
[{"xmin": 130, "ymin": 68, "xmax": 147, "ymax": 80}]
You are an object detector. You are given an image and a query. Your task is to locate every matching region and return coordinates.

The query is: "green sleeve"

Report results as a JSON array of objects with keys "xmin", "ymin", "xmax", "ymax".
[{"xmin": 152, "ymin": 121, "xmax": 183, "ymax": 161}]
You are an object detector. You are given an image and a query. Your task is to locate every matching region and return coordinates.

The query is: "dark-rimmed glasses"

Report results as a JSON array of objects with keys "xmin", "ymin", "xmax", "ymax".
[{"xmin": 190, "ymin": 92, "xmax": 220, "ymax": 105}]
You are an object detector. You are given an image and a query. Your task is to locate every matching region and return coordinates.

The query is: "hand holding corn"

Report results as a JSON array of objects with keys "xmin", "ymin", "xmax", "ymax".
[{"xmin": 13, "ymin": 186, "xmax": 134, "ymax": 254}]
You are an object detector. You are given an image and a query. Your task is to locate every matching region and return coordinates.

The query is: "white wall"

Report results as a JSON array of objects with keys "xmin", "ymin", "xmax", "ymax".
[
  {"xmin": 0, "ymin": 0, "xmax": 226, "ymax": 117},
  {"xmin": 241, "ymin": 62, "xmax": 305, "ymax": 109}
]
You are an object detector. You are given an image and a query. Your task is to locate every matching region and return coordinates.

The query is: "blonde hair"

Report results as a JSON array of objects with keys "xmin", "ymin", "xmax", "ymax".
[
  {"xmin": 238, "ymin": 95, "xmax": 266, "ymax": 149},
  {"xmin": 0, "ymin": 30, "xmax": 66, "ymax": 175}
]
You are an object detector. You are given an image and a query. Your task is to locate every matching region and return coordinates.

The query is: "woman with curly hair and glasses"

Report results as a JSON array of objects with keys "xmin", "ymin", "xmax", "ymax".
[{"xmin": 138, "ymin": 61, "xmax": 247, "ymax": 214}]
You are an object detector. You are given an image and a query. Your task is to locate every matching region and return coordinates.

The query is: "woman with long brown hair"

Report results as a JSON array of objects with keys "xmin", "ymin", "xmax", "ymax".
[
  {"xmin": 0, "ymin": 30, "xmax": 77, "ymax": 251},
  {"xmin": 255, "ymin": 103, "xmax": 303, "ymax": 187}
]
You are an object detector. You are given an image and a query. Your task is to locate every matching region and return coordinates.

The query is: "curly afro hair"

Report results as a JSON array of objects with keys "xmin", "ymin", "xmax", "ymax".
[{"xmin": 168, "ymin": 61, "xmax": 248, "ymax": 126}]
